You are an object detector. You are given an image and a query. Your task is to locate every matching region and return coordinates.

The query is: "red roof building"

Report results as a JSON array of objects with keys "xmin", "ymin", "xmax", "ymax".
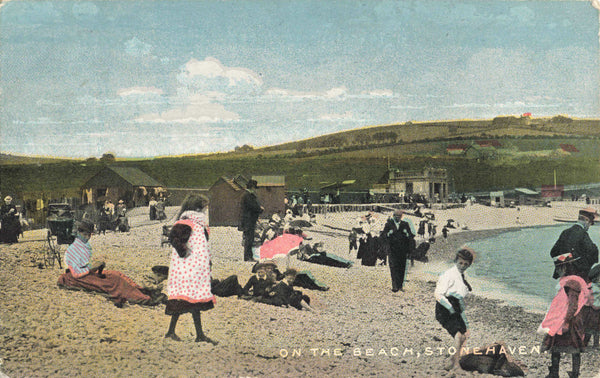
[
  {"xmin": 446, "ymin": 143, "xmax": 468, "ymax": 154},
  {"xmin": 559, "ymin": 144, "xmax": 579, "ymax": 153}
]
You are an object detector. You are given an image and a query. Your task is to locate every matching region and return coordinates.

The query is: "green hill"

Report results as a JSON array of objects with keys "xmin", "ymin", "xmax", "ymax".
[{"xmin": 1, "ymin": 115, "xmax": 599, "ymax": 199}]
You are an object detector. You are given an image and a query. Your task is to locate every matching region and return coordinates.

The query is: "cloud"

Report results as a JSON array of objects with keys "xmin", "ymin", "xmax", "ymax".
[
  {"xmin": 124, "ymin": 37, "xmax": 153, "ymax": 57},
  {"xmin": 318, "ymin": 111, "xmax": 355, "ymax": 121},
  {"xmin": 366, "ymin": 89, "xmax": 393, "ymax": 97},
  {"xmin": 264, "ymin": 86, "xmax": 348, "ymax": 100},
  {"xmin": 135, "ymin": 94, "xmax": 239, "ymax": 123},
  {"xmin": 178, "ymin": 57, "xmax": 263, "ymax": 88},
  {"xmin": 118, "ymin": 86, "xmax": 164, "ymax": 97}
]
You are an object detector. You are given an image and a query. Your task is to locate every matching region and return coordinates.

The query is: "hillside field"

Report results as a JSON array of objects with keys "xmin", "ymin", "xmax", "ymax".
[{"xmin": 1, "ymin": 116, "xmax": 599, "ymax": 198}]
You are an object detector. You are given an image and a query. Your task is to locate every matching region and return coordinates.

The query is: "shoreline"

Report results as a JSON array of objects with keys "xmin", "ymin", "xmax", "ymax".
[{"xmin": 1, "ymin": 205, "xmax": 599, "ymax": 377}]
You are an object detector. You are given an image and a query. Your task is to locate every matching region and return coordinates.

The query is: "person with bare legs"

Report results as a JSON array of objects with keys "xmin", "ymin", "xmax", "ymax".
[{"xmin": 434, "ymin": 247, "xmax": 475, "ymax": 371}]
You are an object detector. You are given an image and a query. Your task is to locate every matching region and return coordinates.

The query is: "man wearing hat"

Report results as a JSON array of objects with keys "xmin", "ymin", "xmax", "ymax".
[
  {"xmin": 550, "ymin": 207, "xmax": 599, "ymax": 281},
  {"xmin": 239, "ymin": 179, "xmax": 264, "ymax": 261},
  {"xmin": 382, "ymin": 209, "xmax": 415, "ymax": 292}
]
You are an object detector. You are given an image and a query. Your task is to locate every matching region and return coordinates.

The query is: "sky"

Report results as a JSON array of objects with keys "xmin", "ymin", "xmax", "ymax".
[{"xmin": 1, "ymin": 0, "xmax": 599, "ymax": 158}]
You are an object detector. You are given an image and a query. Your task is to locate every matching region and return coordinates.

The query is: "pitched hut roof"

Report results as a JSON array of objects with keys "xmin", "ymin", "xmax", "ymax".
[{"xmin": 82, "ymin": 166, "xmax": 164, "ymax": 188}]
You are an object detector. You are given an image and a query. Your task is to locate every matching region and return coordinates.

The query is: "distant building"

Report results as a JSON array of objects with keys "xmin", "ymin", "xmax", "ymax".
[
  {"xmin": 475, "ymin": 140, "xmax": 502, "ymax": 148},
  {"xmin": 373, "ymin": 167, "xmax": 449, "ymax": 203},
  {"xmin": 541, "ymin": 185, "xmax": 564, "ymax": 200},
  {"xmin": 208, "ymin": 174, "xmax": 286, "ymax": 227},
  {"xmin": 464, "ymin": 144, "xmax": 498, "ymax": 160},
  {"xmin": 514, "ymin": 187, "xmax": 539, "ymax": 205},
  {"xmin": 489, "ymin": 191, "xmax": 505, "ymax": 207},
  {"xmin": 559, "ymin": 144, "xmax": 579, "ymax": 153},
  {"xmin": 446, "ymin": 143, "xmax": 469, "ymax": 155},
  {"xmin": 81, "ymin": 166, "xmax": 165, "ymax": 208}
]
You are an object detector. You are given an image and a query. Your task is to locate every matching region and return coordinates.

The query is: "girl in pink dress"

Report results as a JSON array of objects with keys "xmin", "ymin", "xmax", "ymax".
[
  {"xmin": 538, "ymin": 253, "xmax": 591, "ymax": 378},
  {"xmin": 164, "ymin": 194, "xmax": 217, "ymax": 344}
]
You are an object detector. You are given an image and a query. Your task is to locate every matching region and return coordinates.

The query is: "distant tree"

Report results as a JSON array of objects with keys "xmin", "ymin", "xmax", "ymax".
[
  {"xmin": 100, "ymin": 153, "xmax": 116, "ymax": 163},
  {"xmin": 85, "ymin": 157, "xmax": 98, "ymax": 163},
  {"xmin": 550, "ymin": 115, "xmax": 573, "ymax": 124},
  {"xmin": 234, "ymin": 144, "xmax": 255, "ymax": 153}
]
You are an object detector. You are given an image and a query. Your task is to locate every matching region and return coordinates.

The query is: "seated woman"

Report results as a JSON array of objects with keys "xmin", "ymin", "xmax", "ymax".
[
  {"xmin": 256, "ymin": 268, "xmax": 314, "ymax": 311},
  {"xmin": 240, "ymin": 261, "xmax": 276, "ymax": 300},
  {"xmin": 57, "ymin": 220, "xmax": 159, "ymax": 307}
]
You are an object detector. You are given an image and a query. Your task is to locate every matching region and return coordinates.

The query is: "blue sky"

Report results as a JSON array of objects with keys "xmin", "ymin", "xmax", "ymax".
[{"xmin": 1, "ymin": 0, "xmax": 598, "ymax": 158}]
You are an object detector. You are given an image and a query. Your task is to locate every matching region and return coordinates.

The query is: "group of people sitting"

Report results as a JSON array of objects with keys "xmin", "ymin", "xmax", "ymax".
[{"xmin": 239, "ymin": 260, "xmax": 314, "ymax": 311}]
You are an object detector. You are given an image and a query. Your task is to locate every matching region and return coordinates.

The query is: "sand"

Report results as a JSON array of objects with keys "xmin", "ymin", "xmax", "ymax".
[{"xmin": 1, "ymin": 202, "xmax": 599, "ymax": 377}]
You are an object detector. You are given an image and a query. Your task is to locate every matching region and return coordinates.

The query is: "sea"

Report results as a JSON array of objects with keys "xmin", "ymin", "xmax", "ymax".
[{"xmin": 463, "ymin": 224, "xmax": 600, "ymax": 314}]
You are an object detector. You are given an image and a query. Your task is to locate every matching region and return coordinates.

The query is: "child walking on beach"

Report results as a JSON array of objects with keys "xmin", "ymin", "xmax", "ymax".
[
  {"xmin": 434, "ymin": 247, "xmax": 475, "ymax": 371},
  {"xmin": 538, "ymin": 253, "xmax": 591, "ymax": 378},
  {"xmin": 165, "ymin": 194, "xmax": 217, "ymax": 344}
]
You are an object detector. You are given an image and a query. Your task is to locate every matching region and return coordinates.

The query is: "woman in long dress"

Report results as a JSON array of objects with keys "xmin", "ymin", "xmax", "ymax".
[{"xmin": 164, "ymin": 194, "xmax": 217, "ymax": 344}]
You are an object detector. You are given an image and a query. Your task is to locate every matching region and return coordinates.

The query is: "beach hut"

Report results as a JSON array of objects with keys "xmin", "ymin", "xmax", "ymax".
[
  {"xmin": 514, "ymin": 187, "xmax": 539, "ymax": 205},
  {"xmin": 208, "ymin": 175, "xmax": 286, "ymax": 227},
  {"xmin": 489, "ymin": 191, "xmax": 505, "ymax": 207},
  {"xmin": 80, "ymin": 166, "xmax": 164, "ymax": 208},
  {"xmin": 254, "ymin": 175, "xmax": 286, "ymax": 217}
]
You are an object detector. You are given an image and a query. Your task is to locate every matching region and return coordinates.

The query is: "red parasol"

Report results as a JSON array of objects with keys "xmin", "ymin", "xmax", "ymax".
[{"xmin": 259, "ymin": 233, "xmax": 304, "ymax": 260}]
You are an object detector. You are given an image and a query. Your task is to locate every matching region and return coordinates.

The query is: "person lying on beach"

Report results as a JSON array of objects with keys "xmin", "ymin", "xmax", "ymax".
[
  {"xmin": 255, "ymin": 268, "xmax": 315, "ymax": 311},
  {"xmin": 434, "ymin": 247, "xmax": 475, "ymax": 372},
  {"xmin": 57, "ymin": 220, "xmax": 160, "ymax": 307}
]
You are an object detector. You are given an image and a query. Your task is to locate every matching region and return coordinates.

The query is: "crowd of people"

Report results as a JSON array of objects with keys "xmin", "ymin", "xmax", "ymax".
[{"xmin": 4, "ymin": 184, "xmax": 595, "ymax": 372}]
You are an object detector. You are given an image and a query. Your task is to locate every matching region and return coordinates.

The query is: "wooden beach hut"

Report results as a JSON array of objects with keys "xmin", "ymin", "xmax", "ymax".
[
  {"xmin": 80, "ymin": 166, "xmax": 164, "ymax": 208},
  {"xmin": 208, "ymin": 174, "xmax": 286, "ymax": 227}
]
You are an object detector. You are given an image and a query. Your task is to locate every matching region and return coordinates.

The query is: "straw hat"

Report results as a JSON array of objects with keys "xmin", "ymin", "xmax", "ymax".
[{"xmin": 4, "ymin": 196, "xmax": 12, "ymax": 202}]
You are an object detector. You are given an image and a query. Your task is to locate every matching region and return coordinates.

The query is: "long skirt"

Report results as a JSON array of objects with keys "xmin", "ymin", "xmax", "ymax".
[
  {"xmin": 542, "ymin": 313, "xmax": 586, "ymax": 353},
  {"xmin": 57, "ymin": 269, "xmax": 151, "ymax": 305},
  {"xmin": 165, "ymin": 300, "xmax": 214, "ymax": 315}
]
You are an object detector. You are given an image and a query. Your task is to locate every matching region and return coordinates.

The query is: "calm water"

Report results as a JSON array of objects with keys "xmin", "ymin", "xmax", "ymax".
[{"xmin": 465, "ymin": 224, "xmax": 600, "ymax": 314}]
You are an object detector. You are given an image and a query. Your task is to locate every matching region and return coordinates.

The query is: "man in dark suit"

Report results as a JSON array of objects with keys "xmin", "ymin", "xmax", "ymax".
[
  {"xmin": 550, "ymin": 207, "xmax": 599, "ymax": 280},
  {"xmin": 240, "ymin": 179, "xmax": 263, "ymax": 261},
  {"xmin": 382, "ymin": 209, "xmax": 415, "ymax": 292}
]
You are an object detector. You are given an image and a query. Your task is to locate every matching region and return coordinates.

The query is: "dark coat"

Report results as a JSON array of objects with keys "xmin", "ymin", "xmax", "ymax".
[
  {"xmin": 550, "ymin": 223, "xmax": 599, "ymax": 279},
  {"xmin": 0, "ymin": 204, "xmax": 21, "ymax": 243},
  {"xmin": 382, "ymin": 218, "xmax": 415, "ymax": 256},
  {"xmin": 240, "ymin": 190, "xmax": 262, "ymax": 230}
]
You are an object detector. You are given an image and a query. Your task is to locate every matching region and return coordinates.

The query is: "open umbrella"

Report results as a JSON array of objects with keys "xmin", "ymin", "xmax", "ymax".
[{"xmin": 259, "ymin": 233, "xmax": 304, "ymax": 260}]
